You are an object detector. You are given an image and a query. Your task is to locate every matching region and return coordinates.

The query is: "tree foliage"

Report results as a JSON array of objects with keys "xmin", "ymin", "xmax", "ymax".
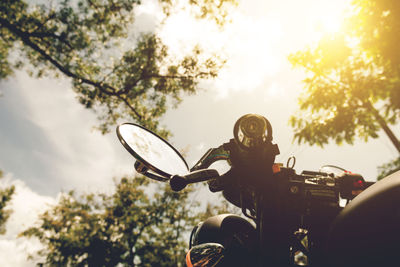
[
  {"xmin": 0, "ymin": 0, "xmax": 236, "ymax": 136},
  {"xmin": 21, "ymin": 176, "xmax": 236, "ymax": 266},
  {"xmin": 0, "ymin": 170, "xmax": 15, "ymax": 235},
  {"xmin": 377, "ymin": 157, "xmax": 400, "ymax": 180},
  {"xmin": 289, "ymin": 0, "xmax": 400, "ymax": 151}
]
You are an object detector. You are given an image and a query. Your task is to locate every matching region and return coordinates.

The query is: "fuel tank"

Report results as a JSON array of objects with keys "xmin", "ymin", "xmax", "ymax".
[{"xmin": 327, "ymin": 170, "xmax": 400, "ymax": 267}]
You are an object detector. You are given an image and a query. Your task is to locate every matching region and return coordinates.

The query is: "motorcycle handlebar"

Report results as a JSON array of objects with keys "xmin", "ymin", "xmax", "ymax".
[{"xmin": 169, "ymin": 169, "xmax": 220, "ymax": 192}]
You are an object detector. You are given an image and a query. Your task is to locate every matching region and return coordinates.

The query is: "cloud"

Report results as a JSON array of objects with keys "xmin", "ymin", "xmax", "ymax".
[
  {"xmin": 0, "ymin": 73, "xmax": 134, "ymax": 195},
  {"xmin": 195, "ymin": 142, "xmax": 205, "ymax": 151},
  {"xmin": 265, "ymin": 82, "xmax": 285, "ymax": 99},
  {"xmin": 0, "ymin": 172, "xmax": 56, "ymax": 266},
  {"xmin": 158, "ymin": 6, "xmax": 284, "ymax": 99},
  {"xmin": 132, "ymin": 0, "xmax": 164, "ymax": 33},
  {"xmin": 0, "ymin": 0, "xmax": 171, "ymax": 196}
]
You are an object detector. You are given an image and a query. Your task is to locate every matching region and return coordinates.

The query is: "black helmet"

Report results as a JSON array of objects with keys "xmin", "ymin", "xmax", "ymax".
[{"xmin": 190, "ymin": 214, "xmax": 257, "ymax": 266}]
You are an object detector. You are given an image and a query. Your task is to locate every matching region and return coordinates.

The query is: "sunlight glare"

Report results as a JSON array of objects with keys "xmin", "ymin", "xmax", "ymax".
[
  {"xmin": 265, "ymin": 82, "xmax": 284, "ymax": 98},
  {"xmin": 317, "ymin": 15, "xmax": 341, "ymax": 34},
  {"xmin": 308, "ymin": 0, "xmax": 351, "ymax": 40},
  {"xmin": 158, "ymin": 0, "xmax": 352, "ymax": 99},
  {"xmin": 160, "ymin": 9, "xmax": 285, "ymax": 98}
]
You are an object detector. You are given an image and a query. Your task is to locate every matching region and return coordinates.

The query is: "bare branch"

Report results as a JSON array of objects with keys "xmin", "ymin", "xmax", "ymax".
[
  {"xmin": 115, "ymin": 94, "xmax": 143, "ymax": 120},
  {"xmin": 0, "ymin": 17, "xmax": 145, "ymax": 121}
]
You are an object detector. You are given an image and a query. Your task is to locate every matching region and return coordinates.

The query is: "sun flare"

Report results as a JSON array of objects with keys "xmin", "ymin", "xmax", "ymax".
[
  {"xmin": 158, "ymin": 0, "xmax": 352, "ymax": 98},
  {"xmin": 308, "ymin": 0, "xmax": 352, "ymax": 39}
]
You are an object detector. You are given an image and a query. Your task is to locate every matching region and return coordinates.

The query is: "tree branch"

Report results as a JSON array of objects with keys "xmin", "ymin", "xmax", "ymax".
[
  {"xmin": 149, "ymin": 72, "xmax": 211, "ymax": 80},
  {"xmin": 363, "ymin": 100, "xmax": 400, "ymax": 153},
  {"xmin": 0, "ymin": 17, "xmax": 145, "ymax": 121},
  {"xmin": 301, "ymin": 63, "xmax": 400, "ymax": 153},
  {"xmin": 30, "ymin": 31, "xmax": 73, "ymax": 50},
  {"xmin": 29, "ymin": 12, "xmax": 56, "ymax": 33},
  {"xmin": 115, "ymin": 94, "xmax": 143, "ymax": 120},
  {"xmin": 0, "ymin": 18, "xmax": 113, "ymax": 90}
]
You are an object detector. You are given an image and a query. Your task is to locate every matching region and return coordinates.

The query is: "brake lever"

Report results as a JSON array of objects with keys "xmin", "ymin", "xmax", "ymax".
[
  {"xmin": 170, "ymin": 169, "xmax": 220, "ymax": 192},
  {"xmin": 190, "ymin": 145, "xmax": 230, "ymax": 172}
]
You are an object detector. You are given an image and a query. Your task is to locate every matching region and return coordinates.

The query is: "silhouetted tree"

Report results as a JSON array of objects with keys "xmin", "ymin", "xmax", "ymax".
[
  {"xmin": 0, "ymin": 170, "xmax": 15, "ymax": 235},
  {"xmin": 377, "ymin": 157, "xmax": 400, "ymax": 180},
  {"xmin": 289, "ymin": 0, "xmax": 400, "ymax": 154},
  {"xmin": 21, "ymin": 176, "xmax": 236, "ymax": 266},
  {"xmin": 0, "ymin": 0, "xmax": 236, "ymax": 136}
]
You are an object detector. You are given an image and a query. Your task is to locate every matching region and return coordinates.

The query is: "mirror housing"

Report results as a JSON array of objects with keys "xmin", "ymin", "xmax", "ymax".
[{"xmin": 117, "ymin": 123, "xmax": 189, "ymax": 181}]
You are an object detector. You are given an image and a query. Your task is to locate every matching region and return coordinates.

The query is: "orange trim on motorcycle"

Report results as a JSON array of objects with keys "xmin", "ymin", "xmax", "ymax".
[
  {"xmin": 272, "ymin": 163, "xmax": 282, "ymax": 173},
  {"xmin": 186, "ymin": 243, "xmax": 225, "ymax": 267},
  {"xmin": 186, "ymin": 250, "xmax": 193, "ymax": 267}
]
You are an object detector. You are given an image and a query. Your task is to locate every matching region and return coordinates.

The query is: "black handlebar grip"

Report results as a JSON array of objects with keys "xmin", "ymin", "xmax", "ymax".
[
  {"xmin": 170, "ymin": 169, "xmax": 220, "ymax": 192},
  {"xmin": 170, "ymin": 175, "xmax": 187, "ymax": 192}
]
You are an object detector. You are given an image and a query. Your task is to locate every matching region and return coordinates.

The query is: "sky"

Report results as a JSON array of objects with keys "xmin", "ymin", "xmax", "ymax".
[{"xmin": 1, "ymin": 0, "xmax": 400, "ymax": 265}]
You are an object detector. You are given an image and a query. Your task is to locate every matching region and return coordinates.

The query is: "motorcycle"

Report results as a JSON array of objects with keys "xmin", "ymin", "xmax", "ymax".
[{"xmin": 116, "ymin": 114, "xmax": 400, "ymax": 267}]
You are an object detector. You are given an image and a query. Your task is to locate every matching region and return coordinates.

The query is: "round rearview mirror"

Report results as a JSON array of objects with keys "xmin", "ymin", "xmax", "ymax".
[{"xmin": 116, "ymin": 123, "xmax": 189, "ymax": 179}]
